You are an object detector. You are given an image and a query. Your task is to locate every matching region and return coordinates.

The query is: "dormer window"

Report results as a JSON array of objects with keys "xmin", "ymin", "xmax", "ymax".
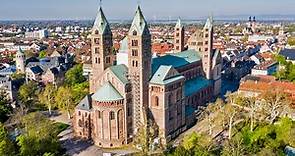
[
  {"xmin": 133, "ymin": 30, "xmax": 137, "ymax": 36},
  {"xmin": 95, "ymin": 30, "xmax": 99, "ymax": 34}
]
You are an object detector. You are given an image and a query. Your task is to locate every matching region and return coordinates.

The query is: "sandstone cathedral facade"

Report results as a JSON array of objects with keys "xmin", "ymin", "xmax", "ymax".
[{"xmin": 73, "ymin": 5, "xmax": 222, "ymax": 148}]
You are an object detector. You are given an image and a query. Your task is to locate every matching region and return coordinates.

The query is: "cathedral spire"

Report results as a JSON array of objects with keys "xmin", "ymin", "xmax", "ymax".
[
  {"xmin": 175, "ymin": 17, "xmax": 183, "ymax": 28},
  {"xmin": 204, "ymin": 16, "xmax": 213, "ymax": 29},
  {"xmin": 92, "ymin": 6, "xmax": 111, "ymax": 35},
  {"xmin": 128, "ymin": 5, "xmax": 149, "ymax": 35}
]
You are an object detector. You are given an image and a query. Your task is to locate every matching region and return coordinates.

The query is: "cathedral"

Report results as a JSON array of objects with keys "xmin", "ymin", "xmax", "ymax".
[{"xmin": 73, "ymin": 5, "xmax": 222, "ymax": 148}]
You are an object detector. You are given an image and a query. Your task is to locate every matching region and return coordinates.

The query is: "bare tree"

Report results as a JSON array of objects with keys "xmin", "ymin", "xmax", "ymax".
[
  {"xmin": 225, "ymin": 93, "xmax": 242, "ymax": 140},
  {"xmin": 261, "ymin": 91, "xmax": 290, "ymax": 124}
]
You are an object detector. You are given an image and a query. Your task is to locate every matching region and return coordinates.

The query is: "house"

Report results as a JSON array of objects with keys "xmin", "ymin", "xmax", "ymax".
[
  {"xmin": 41, "ymin": 66, "xmax": 66, "ymax": 86},
  {"xmin": 250, "ymin": 54, "xmax": 264, "ymax": 65},
  {"xmin": 0, "ymin": 75, "xmax": 16, "ymax": 101},
  {"xmin": 26, "ymin": 66, "xmax": 43, "ymax": 82},
  {"xmin": 251, "ymin": 61, "xmax": 278, "ymax": 76}
]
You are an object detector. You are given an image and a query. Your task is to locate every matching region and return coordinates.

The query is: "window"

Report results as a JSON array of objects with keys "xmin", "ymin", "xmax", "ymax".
[
  {"xmin": 98, "ymin": 111, "xmax": 101, "ymax": 118},
  {"xmin": 205, "ymin": 34, "xmax": 209, "ymax": 38},
  {"xmin": 176, "ymin": 46, "xmax": 179, "ymax": 50},
  {"xmin": 205, "ymin": 48, "xmax": 209, "ymax": 52},
  {"xmin": 95, "ymin": 30, "xmax": 99, "ymax": 34},
  {"xmin": 153, "ymin": 96, "xmax": 159, "ymax": 107},
  {"xmin": 110, "ymin": 111, "xmax": 115, "ymax": 120},
  {"xmin": 135, "ymin": 61, "xmax": 138, "ymax": 67},
  {"xmin": 132, "ymin": 49, "xmax": 138, "ymax": 56},
  {"xmin": 168, "ymin": 94, "xmax": 173, "ymax": 106},
  {"xmin": 95, "ymin": 57, "xmax": 98, "ymax": 64},
  {"xmin": 176, "ymin": 40, "xmax": 180, "ymax": 44},
  {"xmin": 78, "ymin": 119, "xmax": 83, "ymax": 127},
  {"xmin": 176, "ymin": 33, "xmax": 179, "ymax": 37},
  {"xmin": 106, "ymin": 57, "xmax": 111, "ymax": 64},
  {"xmin": 94, "ymin": 38, "xmax": 100, "ymax": 44},
  {"xmin": 133, "ymin": 30, "xmax": 137, "ymax": 36},
  {"xmin": 95, "ymin": 47, "xmax": 100, "ymax": 54},
  {"xmin": 132, "ymin": 40, "xmax": 138, "ymax": 46},
  {"xmin": 176, "ymin": 28, "xmax": 179, "ymax": 31},
  {"xmin": 205, "ymin": 41, "xmax": 208, "ymax": 45},
  {"xmin": 169, "ymin": 110, "xmax": 173, "ymax": 120},
  {"xmin": 127, "ymin": 107, "xmax": 132, "ymax": 116},
  {"xmin": 78, "ymin": 111, "xmax": 81, "ymax": 116}
]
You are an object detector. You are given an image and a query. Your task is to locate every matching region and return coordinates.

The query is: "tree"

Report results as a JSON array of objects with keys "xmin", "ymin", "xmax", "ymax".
[
  {"xmin": 221, "ymin": 137, "xmax": 246, "ymax": 156},
  {"xmin": 39, "ymin": 84, "xmax": 56, "ymax": 115},
  {"xmin": 55, "ymin": 86, "xmax": 75, "ymax": 119},
  {"xmin": 225, "ymin": 93, "xmax": 243, "ymax": 140},
  {"xmin": 199, "ymin": 103, "xmax": 219, "ymax": 136},
  {"xmin": 18, "ymin": 81, "xmax": 39, "ymax": 109},
  {"xmin": 237, "ymin": 97, "xmax": 261, "ymax": 132},
  {"xmin": 10, "ymin": 73, "xmax": 25, "ymax": 80},
  {"xmin": 17, "ymin": 112, "xmax": 62, "ymax": 156},
  {"xmin": 39, "ymin": 50, "xmax": 47, "ymax": 58},
  {"xmin": 65, "ymin": 64, "xmax": 86, "ymax": 86},
  {"xmin": 288, "ymin": 37, "xmax": 295, "ymax": 46},
  {"xmin": 0, "ymin": 123, "xmax": 16, "ymax": 156},
  {"xmin": 0, "ymin": 91, "xmax": 12, "ymax": 123},
  {"xmin": 261, "ymin": 91, "xmax": 290, "ymax": 124}
]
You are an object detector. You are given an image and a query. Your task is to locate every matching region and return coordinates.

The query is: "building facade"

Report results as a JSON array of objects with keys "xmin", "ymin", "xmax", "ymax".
[{"xmin": 73, "ymin": 5, "xmax": 222, "ymax": 148}]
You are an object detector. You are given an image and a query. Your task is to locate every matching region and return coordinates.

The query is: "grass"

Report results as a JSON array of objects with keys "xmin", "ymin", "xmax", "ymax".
[{"xmin": 54, "ymin": 122, "xmax": 70, "ymax": 134}]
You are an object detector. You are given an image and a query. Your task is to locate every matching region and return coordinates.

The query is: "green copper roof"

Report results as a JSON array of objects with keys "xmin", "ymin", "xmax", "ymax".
[
  {"xmin": 184, "ymin": 77, "xmax": 212, "ymax": 97},
  {"xmin": 128, "ymin": 6, "xmax": 150, "ymax": 35},
  {"xmin": 93, "ymin": 7, "xmax": 111, "ymax": 35},
  {"xmin": 152, "ymin": 49, "xmax": 201, "ymax": 74},
  {"xmin": 119, "ymin": 37, "xmax": 128, "ymax": 53},
  {"xmin": 150, "ymin": 65, "xmax": 185, "ymax": 85},
  {"xmin": 109, "ymin": 64, "xmax": 129, "ymax": 85},
  {"xmin": 92, "ymin": 81, "xmax": 124, "ymax": 102}
]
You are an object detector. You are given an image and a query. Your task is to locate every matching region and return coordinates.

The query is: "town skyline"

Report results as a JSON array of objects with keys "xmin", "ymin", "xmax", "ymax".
[{"xmin": 1, "ymin": 0, "xmax": 295, "ymax": 20}]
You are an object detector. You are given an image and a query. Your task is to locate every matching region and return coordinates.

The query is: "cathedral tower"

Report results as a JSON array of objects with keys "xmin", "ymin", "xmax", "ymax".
[
  {"xmin": 15, "ymin": 47, "xmax": 25, "ymax": 73},
  {"xmin": 202, "ymin": 16, "xmax": 214, "ymax": 79},
  {"xmin": 174, "ymin": 18, "xmax": 185, "ymax": 52},
  {"xmin": 90, "ymin": 7, "xmax": 115, "ymax": 93},
  {"xmin": 127, "ymin": 6, "xmax": 152, "ymax": 132}
]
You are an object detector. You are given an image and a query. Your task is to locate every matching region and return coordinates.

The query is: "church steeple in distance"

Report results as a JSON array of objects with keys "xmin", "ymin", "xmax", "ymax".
[{"xmin": 174, "ymin": 17, "xmax": 185, "ymax": 52}]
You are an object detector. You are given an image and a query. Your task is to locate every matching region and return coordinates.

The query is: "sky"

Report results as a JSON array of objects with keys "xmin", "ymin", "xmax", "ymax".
[{"xmin": 0, "ymin": 0, "xmax": 295, "ymax": 20}]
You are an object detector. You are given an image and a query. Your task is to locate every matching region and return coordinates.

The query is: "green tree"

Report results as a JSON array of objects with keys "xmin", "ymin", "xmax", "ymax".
[
  {"xmin": 39, "ymin": 50, "xmax": 47, "ymax": 58},
  {"xmin": 55, "ymin": 86, "xmax": 75, "ymax": 119},
  {"xmin": 65, "ymin": 64, "xmax": 86, "ymax": 86},
  {"xmin": 10, "ymin": 73, "xmax": 25, "ymax": 80},
  {"xmin": 18, "ymin": 81, "xmax": 39, "ymax": 109},
  {"xmin": 0, "ymin": 92, "xmax": 12, "ymax": 123},
  {"xmin": 17, "ymin": 112, "xmax": 62, "ymax": 156},
  {"xmin": 288, "ymin": 37, "xmax": 295, "ymax": 46},
  {"xmin": 39, "ymin": 84, "xmax": 57, "ymax": 115},
  {"xmin": 0, "ymin": 123, "xmax": 16, "ymax": 156},
  {"xmin": 71, "ymin": 82, "xmax": 89, "ymax": 104}
]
